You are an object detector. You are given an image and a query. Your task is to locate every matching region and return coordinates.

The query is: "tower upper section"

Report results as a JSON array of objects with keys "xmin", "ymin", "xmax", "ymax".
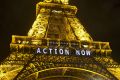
[
  {"xmin": 10, "ymin": 0, "xmax": 112, "ymax": 58},
  {"xmin": 36, "ymin": 0, "xmax": 77, "ymax": 16},
  {"xmin": 28, "ymin": 0, "xmax": 93, "ymax": 42}
]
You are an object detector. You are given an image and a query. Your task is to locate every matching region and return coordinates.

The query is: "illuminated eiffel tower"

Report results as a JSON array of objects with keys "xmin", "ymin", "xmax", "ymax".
[{"xmin": 0, "ymin": 0, "xmax": 120, "ymax": 80}]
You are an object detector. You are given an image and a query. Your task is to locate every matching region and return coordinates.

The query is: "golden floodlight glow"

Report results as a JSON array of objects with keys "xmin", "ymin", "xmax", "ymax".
[
  {"xmin": 61, "ymin": 0, "xmax": 69, "ymax": 4},
  {"xmin": 0, "ymin": 0, "xmax": 120, "ymax": 80}
]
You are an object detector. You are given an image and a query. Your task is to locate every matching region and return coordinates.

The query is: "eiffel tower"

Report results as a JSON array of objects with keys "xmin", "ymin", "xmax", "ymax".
[{"xmin": 0, "ymin": 0, "xmax": 120, "ymax": 80}]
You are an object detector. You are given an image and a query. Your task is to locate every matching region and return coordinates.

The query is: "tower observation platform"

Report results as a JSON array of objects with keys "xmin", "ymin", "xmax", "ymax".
[{"xmin": 0, "ymin": 0, "xmax": 120, "ymax": 80}]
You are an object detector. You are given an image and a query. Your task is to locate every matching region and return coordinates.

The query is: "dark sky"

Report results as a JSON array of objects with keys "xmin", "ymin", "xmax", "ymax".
[{"xmin": 0, "ymin": 0, "xmax": 120, "ymax": 62}]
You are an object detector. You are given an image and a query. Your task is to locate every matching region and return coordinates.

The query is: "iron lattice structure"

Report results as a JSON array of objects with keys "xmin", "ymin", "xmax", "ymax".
[{"xmin": 0, "ymin": 0, "xmax": 120, "ymax": 80}]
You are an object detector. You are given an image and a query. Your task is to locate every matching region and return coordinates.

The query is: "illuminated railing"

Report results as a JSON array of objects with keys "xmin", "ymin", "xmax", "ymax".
[{"xmin": 10, "ymin": 35, "xmax": 112, "ymax": 55}]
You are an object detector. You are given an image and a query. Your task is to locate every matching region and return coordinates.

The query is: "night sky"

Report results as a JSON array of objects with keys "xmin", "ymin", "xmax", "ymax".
[{"xmin": 0, "ymin": 0, "xmax": 120, "ymax": 62}]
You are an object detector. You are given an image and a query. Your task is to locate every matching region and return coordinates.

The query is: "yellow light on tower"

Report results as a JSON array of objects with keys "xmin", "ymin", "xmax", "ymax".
[
  {"xmin": 61, "ymin": 0, "xmax": 69, "ymax": 4},
  {"xmin": 44, "ymin": 0, "xmax": 69, "ymax": 4},
  {"xmin": 44, "ymin": 0, "xmax": 52, "ymax": 3}
]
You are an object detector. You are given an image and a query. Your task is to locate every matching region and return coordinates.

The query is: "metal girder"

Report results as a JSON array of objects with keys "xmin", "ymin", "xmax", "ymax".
[
  {"xmin": 94, "ymin": 57, "xmax": 120, "ymax": 68},
  {"xmin": 11, "ymin": 54, "xmax": 118, "ymax": 80}
]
